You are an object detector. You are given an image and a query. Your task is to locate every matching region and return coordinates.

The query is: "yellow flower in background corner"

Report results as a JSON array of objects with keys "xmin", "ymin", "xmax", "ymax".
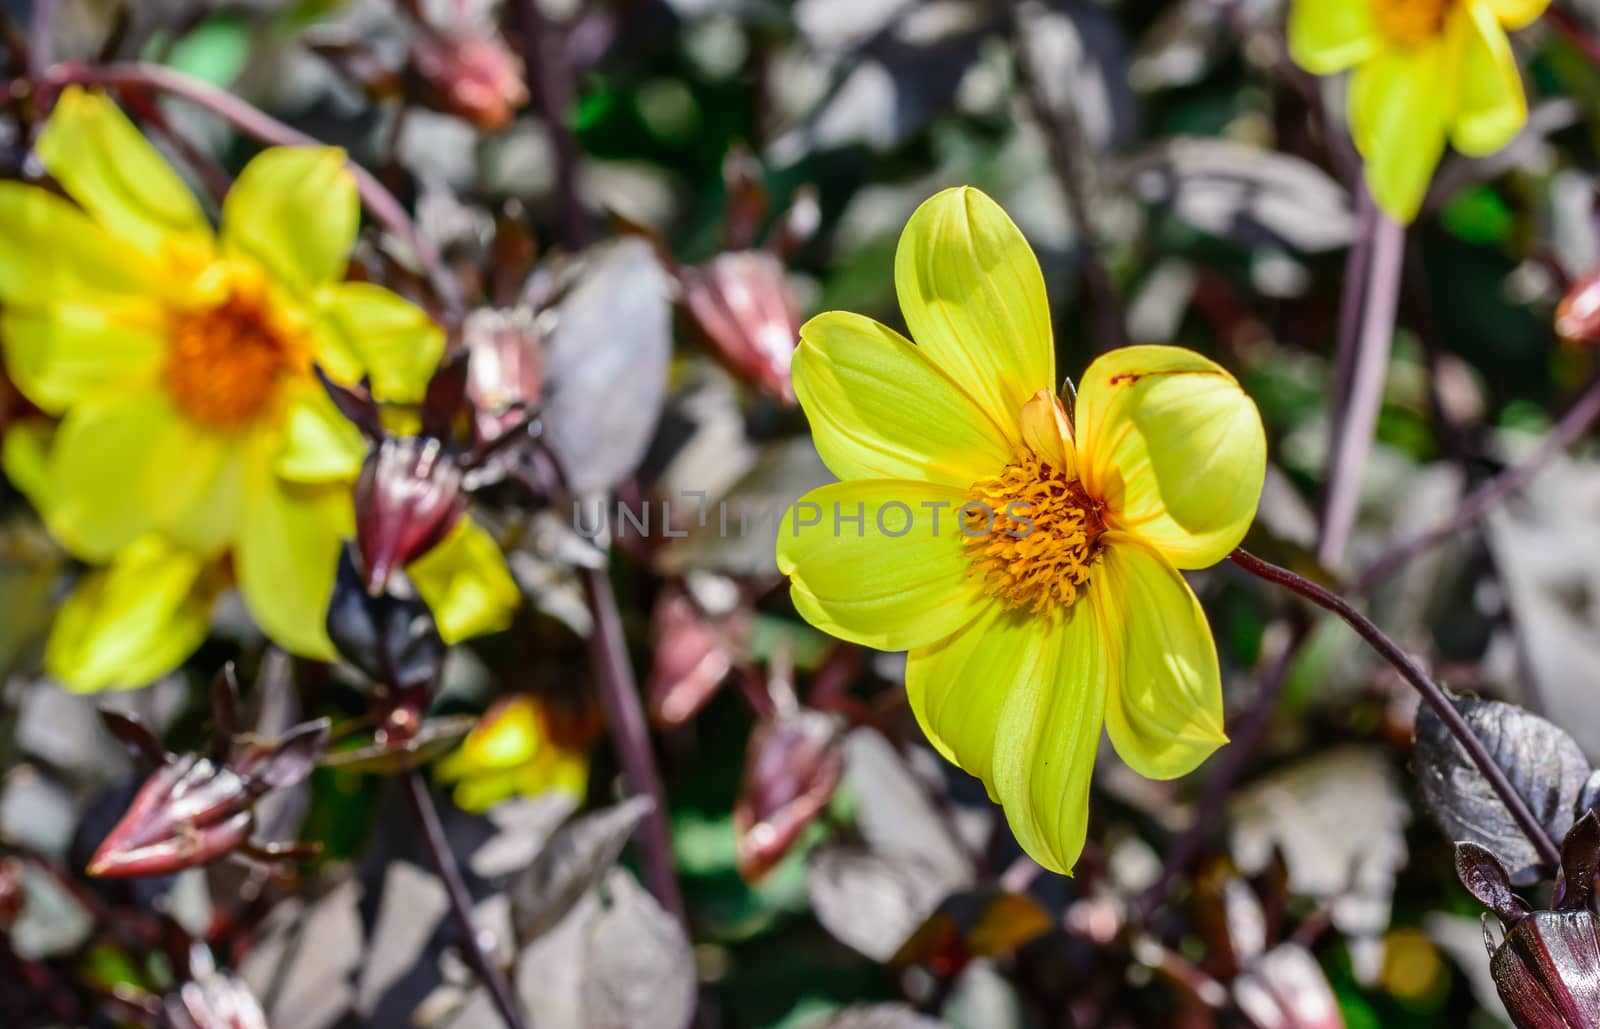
[
  {"xmin": 0, "ymin": 88, "xmax": 516, "ymax": 691},
  {"xmin": 436, "ymin": 694, "xmax": 596, "ymax": 813},
  {"xmin": 775, "ymin": 188, "xmax": 1267, "ymax": 875},
  {"xmin": 1289, "ymin": 0, "xmax": 1549, "ymax": 224}
]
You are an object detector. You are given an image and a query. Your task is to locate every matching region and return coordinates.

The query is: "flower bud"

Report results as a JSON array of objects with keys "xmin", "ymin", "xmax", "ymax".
[
  {"xmin": 411, "ymin": 30, "xmax": 529, "ymax": 132},
  {"xmin": 734, "ymin": 709, "xmax": 843, "ymax": 882},
  {"xmin": 647, "ymin": 590, "xmax": 745, "ymax": 729},
  {"xmin": 355, "ymin": 436, "xmax": 467, "ymax": 595},
  {"xmin": 87, "ymin": 756, "xmax": 254, "ymax": 878},
  {"xmin": 1557, "ymin": 272, "xmax": 1600, "ymax": 345},
  {"xmin": 681, "ymin": 251, "xmax": 801, "ymax": 404},
  {"xmin": 463, "ymin": 307, "xmax": 544, "ymax": 444},
  {"xmin": 0, "ymin": 857, "xmax": 21, "ymax": 931}
]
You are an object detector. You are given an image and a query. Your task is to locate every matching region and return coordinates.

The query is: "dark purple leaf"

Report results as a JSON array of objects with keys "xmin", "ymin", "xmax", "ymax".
[
  {"xmin": 1455, "ymin": 843, "xmax": 1528, "ymax": 923},
  {"xmin": 97, "ymin": 709, "xmax": 169, "ymax": 767},
  {"xmin": 210, "ymin": 663, "xmax": 241, "ymax": 761},
  {"xmin": 511, "ymin": 796, "xmax": 653, "ymax": 944},
  {"xmin": 249, "ymin": 720, "xmax": 331, "ymax": 793},
  {"xmin": 1415, "ymin": 695, "xmax": 1591, "ymax": 884},
  {"xmin": 325, "ymin": 545, "xmax": 446, "ymax": 692},
  {"xmin": 1561, "ymin": 813, "xmax": 1600, "ymax": 912}
]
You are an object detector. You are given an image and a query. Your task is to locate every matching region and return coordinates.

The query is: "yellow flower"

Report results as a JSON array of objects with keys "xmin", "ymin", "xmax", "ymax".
[
  {"xmin": 1289, "ymin": 0, "xmax": 1548, "ymax": 223},
  {"xmin": 436, "ymin": 694, "xmax": 594, "ymax": 813},
  {"xmin": 775, "ymin": 188, "xmax": 1267, "ymax": 874},
  {"xmin": 0, "ymin": 88, "xmax": 517, "ymax": 690}
]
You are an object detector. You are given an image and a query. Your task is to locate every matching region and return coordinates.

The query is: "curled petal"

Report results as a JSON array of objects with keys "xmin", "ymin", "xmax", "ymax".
[
  {"xmin": 1347, "ymin": 43, "xmax": 1450, "ymax": 225},
  {"xmin": 1077, "ymin": 345, "xmax": 1265, "ymax": 570},
  {"xmin": 1451, "ymin": 3, "xmax": 1529, "ymax": 157},
  {"xmin": 1287, "ymin": 0, "xmax": 1380, "ymax": 74}
]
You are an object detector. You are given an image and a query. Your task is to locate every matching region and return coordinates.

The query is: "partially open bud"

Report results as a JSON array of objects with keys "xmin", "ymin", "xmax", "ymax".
[
  {"xmin": 734, "ymin": 709, "xmax": 843, "ymax": 882},
  {"xmin": 681, "ymin": 251, "xmax": 801, "ymax": 404},
  {"xmin": 1459, "ymin": 815, "xmax": 1600, "ymax": 1027},
  {"xmin": 87, "ymin": 756, "xmax": 255, "ymax": 878},
  {"xmin": 355, "ymin": 437, "xmax": 467, "ymax": 595},
  {"xmin": 412, "ymin": 30, "xmax": 529, "ymax": 131},
  {"xmin": 463, "ymin": 307, "xmax": 544, "ymax": 444},
  {"xmin": 1557, "ymin": 271, "xmax": 1600, "ymax": 344}
]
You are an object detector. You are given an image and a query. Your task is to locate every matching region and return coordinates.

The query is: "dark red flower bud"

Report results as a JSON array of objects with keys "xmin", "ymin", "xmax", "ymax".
[
  {"xmin": 0, "ymin": 857, "xmax": 21, "ymax": 931},
  {"xmin": 412, "ymin": 30, "xmax": 529, "ymax": 131},
  {"xmin": 1557, "ymin": 271, "xmax": 1600, "ymax": 344},
  {"xmin": 1459, "ymin": 816, "xmax": 1600, "ymax": 1027},
  {"xmin": 647, "ymin": 590, "xmax": 745, "ymax": 729},
  {"xmin": 681, "ymin": 251, "xmax": 801, "ymax": 404},
  {"xmin": 87, "ymin": 756, "xmax": 255, "ymax": 878},
  {"xmin": 355, "ymin": 436, "xmax": 467, "ymax": 595},
  {"xmin": 734, "ymin": 709, "xmax": 843, "ymax": 882},
  {"xmin": 463, "ymin": 307, "xmax": 544, "ymax": 444}
]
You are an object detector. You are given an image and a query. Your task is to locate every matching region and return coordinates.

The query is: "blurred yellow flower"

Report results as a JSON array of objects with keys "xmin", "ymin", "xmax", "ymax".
[
  {"xmin": 436, "ymin": 694, "xmax": 594, "ymax": 813},
  {"xmin": 0, "ymin": 88, "xmax": 517, "ymax": 690},
  {"xmin": 1290, "ymin": 0, "xmax": 1548, "ymax": 223},
  {"xmin": 776, "ymin": 188, "xmax": 1266, "ymax": 874}
]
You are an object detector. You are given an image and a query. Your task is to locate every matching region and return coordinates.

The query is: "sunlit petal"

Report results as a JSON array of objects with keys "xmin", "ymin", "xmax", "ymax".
[
  {"xmin": 1077, "ymin": 345, "xmax": 1265, "ymax": 570},
  {"xmin": 1288, "ymin": 0, "xmax": 1381, "ymax": 74},
  {"xmin": 777, "ymin": 479, "xmax": 985, "ymax": 651},
  {"xmin": 222, "ymin": 148, "xmax": 358, "ymax": 294},
  {"xmin": 894, "ymin": 187, "xmax": 1055, "ymax": 429},
  {"xmin": 315, "ymin": 282, "xmax": 445, "ymax": 403},
  {"xmin": 408, "ymin": 517, "xmax": 522, "ymax": 644},
  {"xmin": 1348, "ymin": 42, "xmax": 1450, "ymax": 224},
  {"xmin": 1451, "ymin": 3, "xmax": 1529, "ymax": 157},
  {"xmin": 2, "ymin": 304, "xmax": 164, "ymax": 415},
  {"xmin": 0, "ymin": 184, "xmax": 163, "ymax": 307},
  {"xmin": 1096, "ymin": 538, "xmax": 1227, "ymax": 780}
]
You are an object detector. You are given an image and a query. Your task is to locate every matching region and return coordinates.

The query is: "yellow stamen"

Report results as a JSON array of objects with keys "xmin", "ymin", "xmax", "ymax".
[
  {"xmin": 963, "ymin": 451, "xmax": 1105, "ymax": 613},
  {"xmin": 165, "ymin": 286, "xmax": 305, "ymax": 429},
  {"xmin": 1370, "ymin": 0, "xmax": 1454, "ymax": 47}
]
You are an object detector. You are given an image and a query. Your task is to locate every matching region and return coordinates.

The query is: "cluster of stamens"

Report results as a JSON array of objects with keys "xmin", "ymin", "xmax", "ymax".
[
  {"xmin": 1369, "ymin": 0, "xmax": 1454, "ymax": 47},
  {"xmin": 165, "ymin": 288, "xmax": 303, "ymax": 430},
  {"xmin": 963, "ymin": 450, "xmax": 1105, "ymax": 613}
]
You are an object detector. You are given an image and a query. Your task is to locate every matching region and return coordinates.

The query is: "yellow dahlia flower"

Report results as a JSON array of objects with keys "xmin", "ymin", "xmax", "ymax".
[
  {"xmin": 0, "ymin": 88, "xmax": 517, "ymax": 690},
  {"xmin": 435, "ymin": 694, "xmax": 594, "ymax": 813},
  {"xmin": 776, "ymin": 188, "xmax": 1267, "ymax": 874},
  {"xmin": 1289, "ymin": 0, "xmax": 1548, "ymax": 223}
]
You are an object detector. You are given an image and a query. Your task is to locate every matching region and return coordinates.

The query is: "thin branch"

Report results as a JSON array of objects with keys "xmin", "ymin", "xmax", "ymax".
[
  {"xmin": 510, "ymin": 0, "xmax": 591, "ymax": 251},
  {"xmin": 1011, "ymin": 9, "xmax": 1128, "ymax": 353},
  {"xmin": 1228, "ymin": 548, "xmax": 1563, "ymax": 872},
  {"xmin": 578, "ymin": 563, "xmax": 687, "ymax": 924},
  {"xmin": 1317, "ymin": 204, "xmax": 1405, "ymax": 568},
  {"xmin": 25, "ymin": 0, "xmax": 55, "ymax": 92},
  {"xmin": 1353, "ymin": 372, "xmax": 1600, "ymax": 593},
  {"xmin": 39, "ymin": 61, "xmax": 464, "ymax": 324},
  {"xmin": 403, "ymin": 772, "xmax": 528, "ymax": 1029}
]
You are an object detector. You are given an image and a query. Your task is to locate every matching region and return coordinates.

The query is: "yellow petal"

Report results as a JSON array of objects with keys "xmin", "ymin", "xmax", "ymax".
[
  {"xmin": 408, "ymin": 518, "xmax": 521, "ymax": 644},
  {"xmin": 1096, "ymin": 539, "xmax": 1227, "ymax": 780},
  {"xmin": 235, "ymin": 454, "xmax": 350, "ymax": 659},
  {"xmin": 314, "ymin": 282, "xmax": 445, "ymax": 402},
  {"xmin": 906, "ymin": 597, "xmax": 1054, "ymax": 792},
  {"xmin": 457, "ymin": 698, "xmax": 543, "ymax": 771},
  {"xmin": 1076, "ymin": 346, "xmax": 1265, "ymax": 570},
  {"xmin": 792, "ymin": 311, "xmax": 1014, "ymax": 487},
  {"xmin": 46, "ymin": 392, "xmax": 239, "ymax": 560},
  {"xmin": 0, "ymin": 183, "xmax": 162, "ymax": 307},
  {"xmin": 275, "ymin": 384, "xmax": 367, "ymax": 483},
  {"xmin": 45, "ymin": 536, "xmax": 223, "ymax": 692},
  {"xmin": 2, "ymin": 304, "xmax": 164, "ymax": 415},
  {"xmin": 448, "ymin": 767, "xmax": 524, "ymax": 813},
  {"xmin": 2, "ymin": 419, "xmax": 55, "ymax": 514},
  {"xmin": 894, "ymin": 187, "xmax": 1055, "ymax": 430},
  {"xmin": 1348, "ymin": 43, "xmax": 1450, "ymax": 225},
  {"xmin": 222, "ymin": 147, "xmax": 358, "ymax": 294},
  {"xmin": 1018, "ymin": 388, "xmax": 1077, "ymax": 477},
  {"xmin": 1450, "ymin": 3, "xmax": 1528, "ymax": 157},
  {"xmin": 989, "ymin": 605, "xmax": 1106, "ymax": 875},
  {"xmin": 1287, "ymin": 0, "xmax": 1380, "ymax": 74},
  {"xmin": 35, "ymin": 88, "xmax": 211, "ymax": 256},
  {"xmin": 777, "ymin": 479, "xmax": 985, "ymax": 651},
  {"xmin": 1486, "ymin": 0, "xmax": 1550, "ymax": 30}
]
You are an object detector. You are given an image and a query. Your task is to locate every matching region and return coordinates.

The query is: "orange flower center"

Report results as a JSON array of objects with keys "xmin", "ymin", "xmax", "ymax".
[
  {"xmin": 164, "ymin": 287, "xmax": 305, "ymax": 429},
  {"xmin": 1370, "ymin": 0, "xmax": 1454, "ymax": 47},
  {"xmin": 963, "ymin": 451, "xmax": 1106, "ymax": 613}
]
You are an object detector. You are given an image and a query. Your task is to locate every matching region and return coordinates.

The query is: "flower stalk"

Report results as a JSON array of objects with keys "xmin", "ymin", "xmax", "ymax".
[
  {"xmin": 1229, "ymin": 547, "xmax": 1563, "ymax": 872},
  {"xmin": 403, "ymin": 772, "xmax": 527, "ymax": 1029}
]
